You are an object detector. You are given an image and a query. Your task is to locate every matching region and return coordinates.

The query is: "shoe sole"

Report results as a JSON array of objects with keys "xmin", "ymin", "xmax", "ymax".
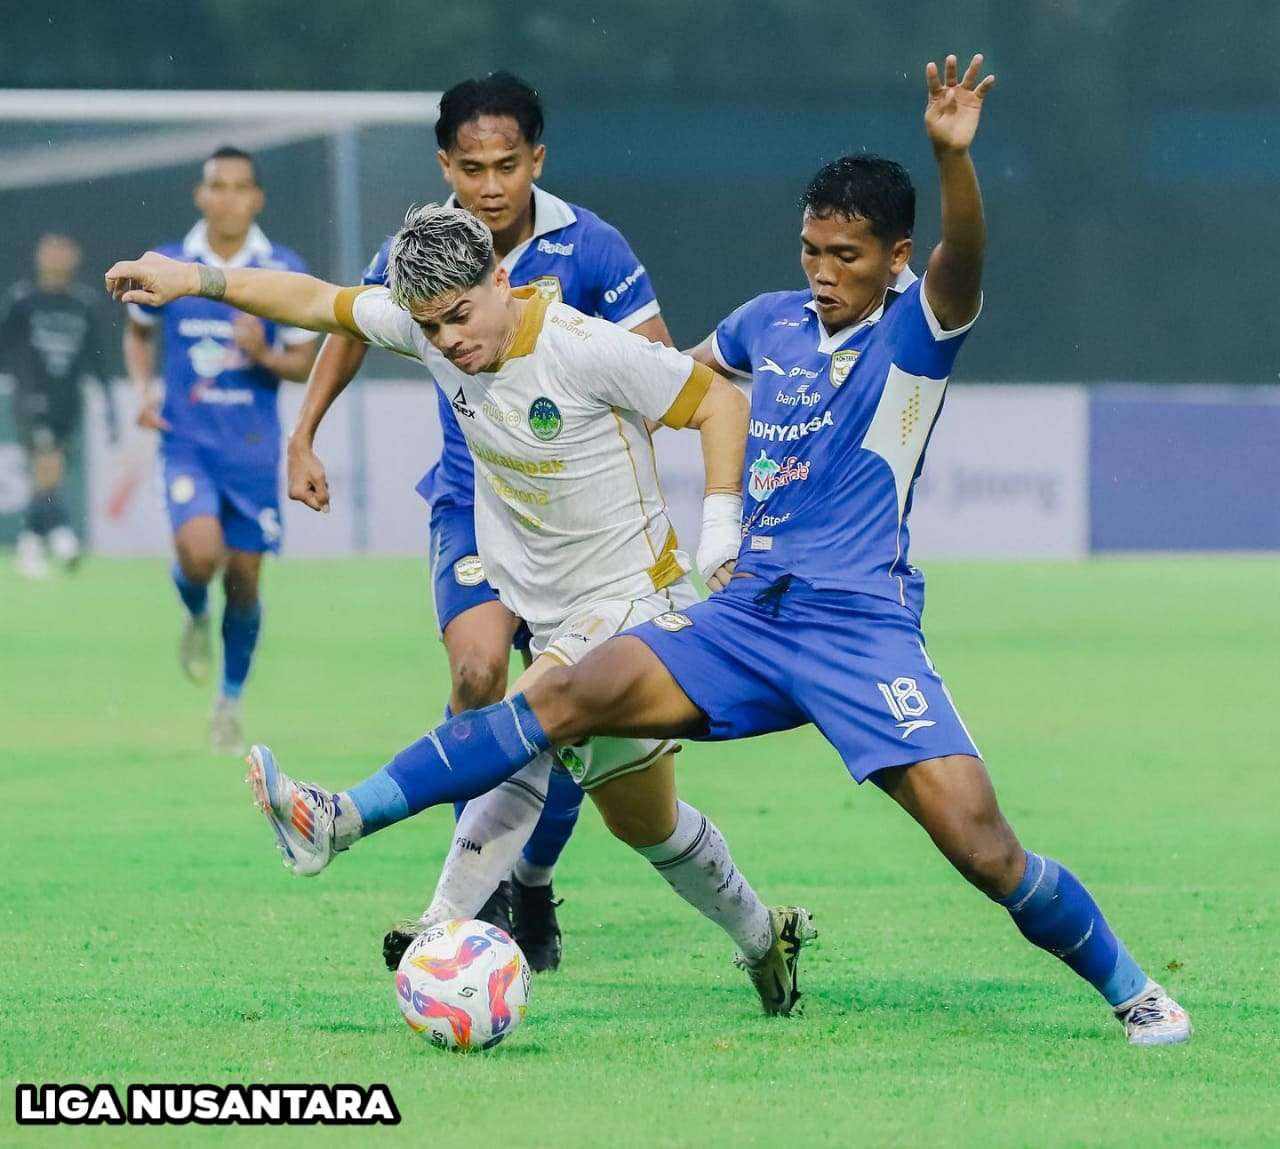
[
  {"xmin": 245, "ymin": 745, "xmax": 298, "ymax": 870},
  {"xmin": 1128, "ymin": 1026, "xmax": 1192, "ymax": 1047}
]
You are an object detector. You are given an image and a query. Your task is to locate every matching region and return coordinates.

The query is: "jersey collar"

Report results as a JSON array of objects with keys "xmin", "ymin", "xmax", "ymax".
[
  {"xmin": 803, "ymin": 266, "xmax": 917, "ymax": 354},
  {"xmin": 445, "ymin": 185, "xmax": 577, "ymax": 271},
  {"xmin": 494, "ymin": 285, "xmax": 551, "ymax": 367},
  {"xmin": 182, "ymin": 221, "xmax": 273, "ymax": 268}
]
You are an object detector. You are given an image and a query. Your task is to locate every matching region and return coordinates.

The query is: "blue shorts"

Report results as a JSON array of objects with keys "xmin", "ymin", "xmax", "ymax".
[
  {"xmin": 428, "ymin": 502, "xmax": 530, "ymax": 650},
  {"xmin": 629, "ymin": 575, "xmax": 979, "ymax": 783},
  {"xmin": 161, "ymin": 445, "xmax": 281, "ymax": 554}
]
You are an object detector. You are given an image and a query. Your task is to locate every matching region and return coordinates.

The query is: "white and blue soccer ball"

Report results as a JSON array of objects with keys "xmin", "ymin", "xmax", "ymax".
[{"xmin": 394, "ymin": 919, "xmax": 532, "ymax": 1051}]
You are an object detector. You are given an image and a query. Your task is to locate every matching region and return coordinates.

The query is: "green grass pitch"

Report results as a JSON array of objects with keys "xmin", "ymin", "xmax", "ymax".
[{"xmin": 3, "ymin": 556, "xmax": 1278, "ymax": 1147}]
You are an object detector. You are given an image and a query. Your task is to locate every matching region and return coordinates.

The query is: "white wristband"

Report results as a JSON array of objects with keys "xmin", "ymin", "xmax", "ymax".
[{"xmin": 696, "ymin": 492, "xmax": 743, "ymax": 582}]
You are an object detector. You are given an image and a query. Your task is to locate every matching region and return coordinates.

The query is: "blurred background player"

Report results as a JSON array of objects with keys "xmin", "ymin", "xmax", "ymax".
[
  {"xmin": 2, "ymin": 233, "xmax": 114, "ymax": 577},
  {"xmin": 121, "ymin": 146, "xmax": 317, "ymax": 753},
  {"xmin": 288, "ymin": 73, "xmax": 672, "ymax": 970}
]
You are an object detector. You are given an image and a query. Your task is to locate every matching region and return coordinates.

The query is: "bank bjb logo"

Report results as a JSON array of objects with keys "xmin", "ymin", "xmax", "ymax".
[
  {"xmin": 528, "ymin": 396, "xmax": 563, "ymax": 441},
  {"xmin": 529, "ymin": 276, "xmax": 562, "ymax": 302},
  {"xmin": 830, "ymin": 349, "xmax": 859, "ymax": 387}
]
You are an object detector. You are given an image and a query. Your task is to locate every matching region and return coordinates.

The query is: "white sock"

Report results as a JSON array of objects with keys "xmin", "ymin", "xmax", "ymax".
[
  {"xmin": 512, "ymin": 857, "xmax": 554, "ymax": 887},
  {"xmin": 635, "ymin": 801, "xmax": 774, "ymax": 962},
  {"xmin": 421, "ymin": 754, "xmax": 553, "ymax": 924}
]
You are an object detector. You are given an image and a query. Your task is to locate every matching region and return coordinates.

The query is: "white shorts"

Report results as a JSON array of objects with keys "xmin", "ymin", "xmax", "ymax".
[{"xmin": 529, "ymin": 579, "xmax": 700, "ymax": 791}]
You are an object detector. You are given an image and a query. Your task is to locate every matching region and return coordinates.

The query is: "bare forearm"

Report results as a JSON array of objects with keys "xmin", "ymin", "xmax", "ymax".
[
  {"xmin": 291, "ymin": 333, "xmax": 368, "ymax": 443},
  {"xmin": 253, "ymin": 340, "xmax": 317, "ymax": 383},
  {"xmin": 925, "ymin": 149, "xmax": 985, "ymax": 327},
  {"xmin": 122, "ymin": 324, "xmax": 155, "ymax": 391},
  {"xmin": 199, "ymin": 265, "xmax": 345, "ymax": 335},
  {"xmin": 692, "ymin": 384, "xmax": 749, "ymax": 496}
]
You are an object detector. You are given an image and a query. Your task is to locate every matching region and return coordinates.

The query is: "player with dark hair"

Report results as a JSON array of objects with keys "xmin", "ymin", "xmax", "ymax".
[
  {"xmin": 3, "ymin": 233, "xmax": 114, "ymax": 577},
  {"xmin": 122, "ymin": 146, "xmax": 317, "ymax": 753},
  {"xmin": 220, "ymin": 54, "xmax": 1190, "ymax": 1046},
  {"xmin": 290, "ymin": 72, "xmax": 673, "ymax": 970}
]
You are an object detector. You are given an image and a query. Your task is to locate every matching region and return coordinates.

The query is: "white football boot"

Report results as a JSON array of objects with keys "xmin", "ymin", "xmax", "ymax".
[
  {"xmin": 736, "ymin": 906, "xmax": 818, "ymax": 1016},
  {"xmin": 209, "ymin": 696, "xmax": 245, "ymax": 755},
  {"xmin": 245, "ymin": 744, "xmax": 336, "ymax": 876},
  {"xmin": 1114, "ymin": 980, "xmax": 1192, "ymax": 1046},
  {"xmin": 47, "ymin": 525, "xmax": 81, "ymax": 568},
  {"xmin": 15, "ymin": 531, "xmax": 49, "ymax": 579},
  {"xmin": 180, "ymin": 614, "xmax": 212, "ymax": 684}
]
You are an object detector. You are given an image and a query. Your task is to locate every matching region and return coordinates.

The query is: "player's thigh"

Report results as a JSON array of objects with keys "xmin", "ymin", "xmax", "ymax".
[
  {"xmin": 30, "ymin": 443, "xmax": 64, "ymax": 489},
  {"xmin": 173, "ymin": 515, "xmax": 225, "ymax": 583},
  {"xmin": 222, "ymin": 548, "xmax": 265, "ymax": 608},
  {"xmin": 875, "ymin": 754, "xmax": 1024, "ymax": 897},
  {"xmin": 586, "ymin": 752, "xmax": 678, "ymax": 848},
  {"xmin": 164, "ymin": 451, "xmax": 223, "ymax": 574},
  {"xmin": 794, "ymin": 592, "xmax": 980, "ymax": 784},
  {"xmin": 442, "ymin": 600, "xmax": 522, "ymax": 709}
]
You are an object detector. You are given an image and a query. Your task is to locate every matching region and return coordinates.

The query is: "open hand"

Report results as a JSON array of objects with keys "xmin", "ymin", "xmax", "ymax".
[
  {"xmin": 136, "ymin": 394, "xmax": 171, "ymax": 432},
  {"xmin": 925, "ymin": 53, "xmax": 996, "ymax": 154},
  {"xmin": 105, "ymin": 252, "xmax": 199, "ymax": 307}
]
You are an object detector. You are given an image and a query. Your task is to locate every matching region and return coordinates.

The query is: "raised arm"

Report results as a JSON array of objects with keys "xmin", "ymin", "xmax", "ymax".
[
  {"xmin": 922, "ymin": 53, "xmax": 996, "ymax": 332},
  {"xmin": 106, "ymin": 252, "xmax": 349, "ymax": 336}
]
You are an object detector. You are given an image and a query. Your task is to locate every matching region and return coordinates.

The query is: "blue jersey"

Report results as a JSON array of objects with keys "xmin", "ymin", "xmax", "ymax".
[
  {"xmin": 361, "ymin": 185, "xmax": 660, "ymax": 510},
  {"xmin": 129, "ymin": 223, "xmax": 313, "ymax": 471},
  {"xmin": 712, "ymin": 277, "xmax": 978, "ymax": 616}
]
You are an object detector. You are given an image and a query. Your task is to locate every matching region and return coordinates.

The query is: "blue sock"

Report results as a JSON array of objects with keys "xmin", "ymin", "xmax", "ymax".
[
  {"xmin": 521, "ymin": 763, "xmax": 585, "ymax": 869},
  {"xmin": 220, "ymin": 601, "xmax": 262, "ymax": 700},
  {"xmin": 172, "ymin": 562, "xmax": 208, "ymax": 619},
  {"xmin": 346, "ymin": 693, "xmax": 551, "ymax": 837},
  {"xmin": 998, "ymin": 851, "xmax": 1148, "ymax": 1007},
  {"xmin": 441, "ymin": 705, "xmax": 469, "ymax": 823}
]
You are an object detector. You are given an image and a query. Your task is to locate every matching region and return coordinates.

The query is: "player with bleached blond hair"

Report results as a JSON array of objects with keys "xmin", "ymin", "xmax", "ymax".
[{"xmin": 107, "ymin": 202, "xmax": 816, "ymax": 1017}]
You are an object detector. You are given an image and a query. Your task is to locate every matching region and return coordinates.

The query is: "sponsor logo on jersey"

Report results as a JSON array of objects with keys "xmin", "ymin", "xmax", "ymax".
[
  {"xmin": 549, "ymin": 312, "xmax": 590, "ymax": 340},
  {"xmin": 771, "ymin": 318, "xmax": 804, "ymax": 328},
  {"xmin": 758, "ymin": 356, "xmax": 786, "ymax": 375},
  {"xmin": 471, "ymin": 442, "xmax": 566, "ymax": 476},
  {"xmin": 188, "ymin": 336, "xmax": 228, "ymax": 377},
  {"xmin": 528, "ymin": 396, "xmax": 563, "ymax": 441},
  {"xmin": 747, "ymin": 449, "xmax": 810, "ymax": 502},
  {"xmin": 190, "ymin": 380, "xmax": 254, "ymax": 406},
  {"xmin": 652, "ymin": 611, "xmax": 693, "ymax": 632},
  {"xmin": 169, "ymin": 475, "xmax": 196, "ymax": 505},
  {"xmin": 451, "ymin": 386, "xmax": 476, "ymax": 419},
  {"xmin": 482, "ymin": 400, "xmax": 522, "ymax": 427},
  {"xmin": 453, "ymin": 555, "xmax": 487, "ymax": 586},
  {"xmin": 775, "ymin": 382, "xmax": 821, "ymax": 408},
  {"xmin": 536, "ymin": 239, "xmax": 574, "ymax": 257},
  {"xmin": 830, "ymin": 349, "xmax": 860, "ymax": 387},
  {"xmin": 177, "ymin": 318, "xmax": 235, "ymax": 339},
  {"xmin": 486, "ymin": 473, "xmax": 550, "ymax": 507},
  {"xmin": 749, "ymin": 410, "xmax": 834, "ymax": 442},
  {"xmin": 758, "ymin": 512, "xmax": 791, "ymax": 528},
  {"xmin": 527, "ymin": 275, "xmax": 563, "ymax": 301},
  {"xmin": 604, "ymin": 264, "xmax": 646, "ymax": 305}
]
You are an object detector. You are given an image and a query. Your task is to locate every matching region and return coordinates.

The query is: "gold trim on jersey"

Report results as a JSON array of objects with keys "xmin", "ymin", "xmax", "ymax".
[
  {"xmin": 647, "ymin": 527, "xmax": 684, "ymax": 591},
  {"xmin": 660, "ymin": 362, "xmax": 714, "ymax": 428},
  {"xmin": 498, "ymin": 287, "xmax": 551, "ymax": 365},
  {"xmin": 334, "ymin": 285, "xmax": 375, "ymax": 337}
]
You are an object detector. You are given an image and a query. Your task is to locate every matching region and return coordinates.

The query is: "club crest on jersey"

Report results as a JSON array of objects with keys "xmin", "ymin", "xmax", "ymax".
[
  {"xmin": 528, "ymin": 396, "xmax": 563, "ymax": 441},
  {"xmin": 453, "ymin": 555, "xmax": 486, "ymax": 586},
  {"xmin": 830, "ymin": 349, "xmax": 860, "ymax": 387},
  {"xmin": 652, "ymin": 611, "xmax": 693, "ymax": 632},
  {"xmin": 528, "ymin": 276, "xmax": 563, "ymax": 302}
]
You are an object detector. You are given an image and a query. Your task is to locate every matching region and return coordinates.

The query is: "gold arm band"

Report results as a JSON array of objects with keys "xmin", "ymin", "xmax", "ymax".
[
  {"xmin": 333, "ymin": 285, "xmax": 374, "ymax": 338},
  {"xmin": 660, "ymin": 362, "xmax": 714, "ymax": 429}
]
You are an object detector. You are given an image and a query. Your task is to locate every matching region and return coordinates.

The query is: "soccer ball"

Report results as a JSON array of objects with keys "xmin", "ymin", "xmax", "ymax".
[{"xmin": 394, "ymin": 919, "xmax": 532, "ymax": 1051}]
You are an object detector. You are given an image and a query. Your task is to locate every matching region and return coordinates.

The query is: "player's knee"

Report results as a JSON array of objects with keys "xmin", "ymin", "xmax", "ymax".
[
  {"xmin": 600, "ymin": 804, "xmax": 666, "ymax": 849},
  {"xmin": 525, "ymin": 663, "xmax": 595, "ymax": 744},
  {"xmin": 178, "ymin": 549, "xmax": 219, "ymax": 586},
  {"xmin": 450, "ymin": 652, "xmax": 507, "ymax": 712},
  {"xmin": 952, "ymin": 826, "xmax": 1024, "ymax": 899}
]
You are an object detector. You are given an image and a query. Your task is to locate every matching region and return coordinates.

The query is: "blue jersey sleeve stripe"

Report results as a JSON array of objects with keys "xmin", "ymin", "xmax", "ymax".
[
  {"xmin": 711, "ymin": 333, "xmax": 751, "ymax": 379},
  {"xmin": 614, "ymin": 298, "xmax": 661, "ymax": 330},
  {"xmin": 917, "ymin": 272, "xmax": 983, "ymax": 341}
]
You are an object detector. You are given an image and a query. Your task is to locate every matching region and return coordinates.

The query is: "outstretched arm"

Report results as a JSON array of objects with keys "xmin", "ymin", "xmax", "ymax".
[
  {"xmin": 922, "ymin": 52, "xmax": 997, "ymax": 332},
  {"xmin": 106, "ymin": 252, "xmax": 350, "ymax": 336}
]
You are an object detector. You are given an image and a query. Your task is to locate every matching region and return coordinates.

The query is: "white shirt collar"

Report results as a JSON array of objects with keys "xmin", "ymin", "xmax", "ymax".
[
  {"xmin": 803, "ymin": 265, "xmax": 917, "ymax": 354},
  {"xmin": 181, "ymin": 220, "xmax": 273, "ymax": 268},
  {"xmin": 445, "ymin": 184, "xmax": 577, "ymax": 269}
]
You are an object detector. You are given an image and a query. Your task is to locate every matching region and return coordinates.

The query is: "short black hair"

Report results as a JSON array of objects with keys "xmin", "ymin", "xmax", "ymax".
[
  {"xmin": 205, "ymin": 145, "xmax": 259, "ymax": 185},
  {"xmin": 801, "ymin": 155, "xmax": 915, "ymax": 241},
  {"xmin": 436, "ymin": 72, "xmax": 544, "ymax": 151}
]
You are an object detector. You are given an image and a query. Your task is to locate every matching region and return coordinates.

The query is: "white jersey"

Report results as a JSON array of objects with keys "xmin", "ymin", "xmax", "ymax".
[{"xmin": 339, "ymin": 285, "xmax": 712, "ymax": 626}]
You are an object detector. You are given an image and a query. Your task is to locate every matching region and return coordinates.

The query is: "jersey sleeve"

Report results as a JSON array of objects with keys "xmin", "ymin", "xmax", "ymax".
[
  {"xmin": 710, "ymin": 296, "xmax": 762, "ymax": 379},
  {"xmin": 586, "ymin": 221, "xmax": 660, "ymax": 330},
  {"xmin": 887, "ymin": 276, "xmax": 982, "ymax": 378},
  {"xmin": 335, "ymin": 285, "xmax": 421, "ymax": 360},
  {"xmin": 576, "ymin": 316, "xmax": 712, "ymax": 427},
  {"xmin": 361, "ymin": 238, "xmax": 393, "ymax": 287},
  {"xmin": 127, "ymin": 301, "xmax": 161, "ymax": 327}
]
